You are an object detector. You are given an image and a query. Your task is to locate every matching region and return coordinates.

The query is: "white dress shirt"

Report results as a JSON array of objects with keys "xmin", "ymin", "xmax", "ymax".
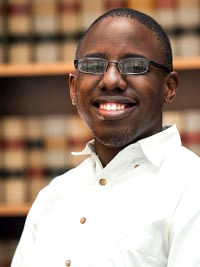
[{"xmin": 11, "ymin": 125, "xmax": 200, "ymax": 267}]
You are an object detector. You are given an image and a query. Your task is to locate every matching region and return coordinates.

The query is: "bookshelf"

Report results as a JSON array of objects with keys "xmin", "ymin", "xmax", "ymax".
[
  {"xmin": 1, "ymin": 0, "xmax": 200, "ymax": 266},
  {"xmin": 0, "ymin": 58, "xmax": 200, "ymax": 77},
  {"xmin": 0, "ymin": 62, "xmax": 74, "ymax": 77},
  {"xmin": 0, "ymin": 203, "xmax": 31, "ymax": 217},
  {"xmin": 0, "ymin": 57, "xmax": 200, "ymax": 218}
]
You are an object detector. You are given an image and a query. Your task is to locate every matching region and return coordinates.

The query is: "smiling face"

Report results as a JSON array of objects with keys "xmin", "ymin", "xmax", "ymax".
[{"xmin": 69, "ymin": 17, "xmax": 178, "ymax": 154}]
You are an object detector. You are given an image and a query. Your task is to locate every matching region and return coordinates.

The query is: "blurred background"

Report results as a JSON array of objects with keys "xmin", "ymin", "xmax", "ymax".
[
  {"xmin": 0, "ymin": 0, "xmax": 200, "ymax": 63},
  {"xmin": 0, "ymin": 0, "xmax": 200, "ymax": 266}
]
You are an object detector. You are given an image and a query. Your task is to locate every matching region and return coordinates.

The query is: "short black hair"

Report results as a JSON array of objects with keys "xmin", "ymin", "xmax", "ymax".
[{"xmin": 75, "ymin": 8, "xmax": 173, "ymax": 71}]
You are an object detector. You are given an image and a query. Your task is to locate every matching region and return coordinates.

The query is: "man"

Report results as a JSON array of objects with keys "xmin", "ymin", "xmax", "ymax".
[{"xmin": 12, "ymin": 8, "xmax": 200, "ymax": 267}]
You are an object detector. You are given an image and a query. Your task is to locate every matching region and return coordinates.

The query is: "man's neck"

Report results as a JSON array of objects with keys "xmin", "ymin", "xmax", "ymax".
[{"xmin": 94, "ymin": 140, "xmax": 124, "ymax": 167}]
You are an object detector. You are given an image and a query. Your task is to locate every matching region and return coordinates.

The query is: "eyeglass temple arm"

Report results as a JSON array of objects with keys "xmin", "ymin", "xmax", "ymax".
[
  {"xmin": 74, "ymin": 60, "xmax": 78, "ymax": 69},
  {"xmin": 149, "ymin": 60, "xmax": 171, "ymax": 72}
]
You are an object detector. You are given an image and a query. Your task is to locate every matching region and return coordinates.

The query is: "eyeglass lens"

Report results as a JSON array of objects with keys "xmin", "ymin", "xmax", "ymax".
[{"xmin": 78, "ymin": 58, "xmax": 149, "ymax": 74}]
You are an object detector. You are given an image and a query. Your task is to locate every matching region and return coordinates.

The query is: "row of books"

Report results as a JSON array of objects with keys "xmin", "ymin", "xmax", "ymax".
[
  {"xmin": 0, "ymin": 115, "xmax": 92, "ymax": 203},
  {"xmin": 163, "ymin": 110, "xmax": 200, "ymax": 155},
  {"xmin": 0, "ymin": 239, "xmax": 17, "ymax": 267},
  {"xmin": 0, "ymin": 0, "xmax": 200, "ymax": 63},
  {"xmin": 0, "ymin": 110, "xmax": 200, "ymax": 205}
]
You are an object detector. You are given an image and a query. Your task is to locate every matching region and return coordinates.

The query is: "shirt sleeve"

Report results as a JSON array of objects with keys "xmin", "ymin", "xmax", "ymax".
[
  {"xmin": 11, "ymin": 188, "xmax": 47, "ymax": 267},
  {"xmin": 167, "ymin": 179, "xmax": 200, "ymax": 266}
]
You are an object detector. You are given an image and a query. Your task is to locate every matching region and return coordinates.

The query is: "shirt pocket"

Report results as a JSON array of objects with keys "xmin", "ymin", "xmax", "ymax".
[{"xmin": 118, "ymin": 228, "xmax": 162, "ymax": 266}]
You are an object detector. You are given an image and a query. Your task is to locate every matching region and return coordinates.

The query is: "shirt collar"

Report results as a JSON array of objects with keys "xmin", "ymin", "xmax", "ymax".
[
  {"xmin": 138, "ymin": 125, "xmax": 182, "ymax": 167},
  {"xmin": 72, "ymin": 125, "xmax": 182, "ymax": 168}
]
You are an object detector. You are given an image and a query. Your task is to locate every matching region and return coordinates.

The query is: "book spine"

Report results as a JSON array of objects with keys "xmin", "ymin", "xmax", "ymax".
[
  {"xmin": 58, "ymin": 0, "xmax": 82, "ymax": 62},
  {"xmin": 42, "ymin": 115, "xmax": 69, "ymax": 179},
  {"xmin": 32, "ymin": 0, "xmax": 60, "ymax": 62},
  {"xmin": 104, "ymin": 0, "xmax": 128, "ymax": 10},
  {"xmin": 0, "ymin": 118, "xmax": 4, "ymax": 203},
  {"xmin": 6, "ymin": 0, "xmax": 32, "ymax": 35},
  {"xmin": 67, "ymin": 115, "xmax": 92, "ymax": 167},
  {"xmin": 81, "ymin": 0, "xmax": 104, "ymax": 31},
  {"xmin": 25, "ymin": 117, "xmax": 47, "ymax": 202},
  {"xmin": 1, "ymin": 117, "xmax": 28, "ymax": 204},
  {"xmin": 0, "ymin": 2, "xmax": 5, "ymax": 63},
  {"xmin": 176, "ymin": 0, "xmax": 200, "ymax": 57},
  {"xmin": 154, "ymin": 0, "xmax": 179, "ymax": 57},
  {"xmin": 5, "ymin": 0, "xmax": 32, "ymax": 63},
  {"xmin": 128, "ymin": 0, "xmax": 155, "ymax": 17},
  {"xmin": 181, "ymin": 110, "xmax": 200, "ymax": 155}
]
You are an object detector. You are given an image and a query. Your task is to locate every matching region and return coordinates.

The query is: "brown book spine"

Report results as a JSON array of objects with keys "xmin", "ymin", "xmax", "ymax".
[
  {"xmin": 1, "ymin": 117, "xmax": 28, "ymax": 204},
  {"xmin": 104, "ymin": 0, "xmax": 128, "ymax": 10},
  {"xmin": 128, "ymin": 0, "xmax": 155, "ymax": 17}
]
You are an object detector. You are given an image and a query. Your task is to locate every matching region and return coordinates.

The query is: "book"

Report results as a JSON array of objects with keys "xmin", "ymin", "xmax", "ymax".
[
  {"xmin": 163, "ymin": 110, "xmax": 185, "ymax": 134},
  {"xmin": 34, "ymin": 34, "xmax": 60, "ymax": 62},
  {"xmin": 154, "ymin": 0, "xmax": 177, "ymax": 30},
  {"xmin": 25, "ymin": 117, "xmax": 47, "ymax": 202},
  {"xmin": 105, "ymin": 0, "xmax": 128, "ymax": 10},
  {"xmin": 163, "ymin": 110, "xmax": 200, "ymax": 156},
  {"xmin": 32, "ymin": 0, "xmax": 58, "ymax": 35},
  {"xmin": 61, "ymin": 37, "xmax": 77, "ymax": 63},
  {"xmin": 128, "ymin": 0, "xmax": 155, "ymax": 17},
  {"xmin": 0, "ymin": 2, "xmax": 5, "ymax": 62},
  {"xmin": 6, "ymin": 0, "xmax": 32, "ymax": 35},
  {"xmin": 181, "ymin": 110, "xmax": 200, "ymax": 152},
  {"xmin": 7, "ymin": 35, "xmax": 33, "ymax": 63},
  {"xmin": 6, "ymin": 0, "xmax": 32, "ymax": 63},
  {"xmin": 32, "ymin": 0, "xmax": 60, "ymax": 62},
  {"xmin": 177, "ymin": 0, "xmax": 200, "ymax": 29},
  {"xmin": 67, "ymin": 115, "xmax": 92, "ymax": 167},
  {"xmin": 1, "ymin": 117, "xmax": 28, "ymax": 204},
  {"xmin": 81, "ymin": 0, "xmax": 104, "ymax": 31},
  {"xmin": 176, "ymin": 0, "xmax": 200, "ymax": 57},
  {"xmin": 58, "ymin": 0, "xmax": 82, "ymax": 35},
  {"xmin": 42, "ymin": 115, "xmax": 69, "ymax": 178}
]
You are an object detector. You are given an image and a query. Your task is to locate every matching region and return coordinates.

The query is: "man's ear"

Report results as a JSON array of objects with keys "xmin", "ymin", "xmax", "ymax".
[
  {"xmin": 164, "ymin": 71, "xmax": 179, "ymax": 104},
  {"xmin": 69, "ymin": 71, "xmax": 77, "ymax": 106}
]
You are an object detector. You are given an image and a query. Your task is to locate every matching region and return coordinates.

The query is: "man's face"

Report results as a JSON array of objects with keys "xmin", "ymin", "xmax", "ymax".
[{"xmin": 70, "ymin": 17, "xmax": 176, "ymax": 148}]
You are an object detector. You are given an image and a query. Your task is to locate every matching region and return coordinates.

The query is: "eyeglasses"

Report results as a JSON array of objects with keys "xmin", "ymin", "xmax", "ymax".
[{"xmin": 74, "ymin": 57, "xmax": 171, "ymax": 75}]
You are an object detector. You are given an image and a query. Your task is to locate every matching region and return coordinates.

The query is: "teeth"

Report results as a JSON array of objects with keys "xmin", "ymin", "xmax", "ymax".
[{"xmin": 99, "ymin": 103, "xmax": 125, "ymax": 111}]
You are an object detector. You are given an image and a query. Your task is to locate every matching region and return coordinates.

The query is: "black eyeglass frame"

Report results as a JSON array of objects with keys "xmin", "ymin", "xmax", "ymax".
[{"xmin": 74, "ymin": 57, "xmax": 172, "ymax": 75}]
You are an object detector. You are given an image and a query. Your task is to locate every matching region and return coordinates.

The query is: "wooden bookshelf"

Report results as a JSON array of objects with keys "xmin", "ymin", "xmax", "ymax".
[
  {"xmin": 0, "ymin": 58, "xmax": 200, "ymax": 77},
  {"xmin": 174, "ymin": 57, "xmax": 200, "ymax": 70},
  {"xmin": 0, "ymin": 57, "xmax": 200, "ymax": 219},
  {"xmin": 0, "ymin": 203, "xmax": 31, "ymax": 217},
  {"xmin": 0, "ymin": 62, "xmax": 74, "ymax": 77}
]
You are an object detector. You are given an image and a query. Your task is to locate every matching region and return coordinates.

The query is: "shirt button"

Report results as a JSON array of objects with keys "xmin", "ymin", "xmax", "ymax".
[
  {"xmin": 99, "ymin": 178, "xmax": 106, "ymax": 185},
  {"xmin": 80, "ymin": 217, "xmax": 86, "ymax": 224},
  {"xmin": 134, "ymin": 164, "xmax": 140, "ymax": 168},
  {"xmin": 65, "ymin": 260, "xmax": 71, "ymax": 266}
]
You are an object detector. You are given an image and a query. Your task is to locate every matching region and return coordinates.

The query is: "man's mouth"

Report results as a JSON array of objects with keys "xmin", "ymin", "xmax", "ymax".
[
  {"xmin": 99, "ymin": 103, "xmax": 128, "ymax": 111},
  {"xmin": 92, "ymin": 97, "xmax": 137, "ymax": 120}
]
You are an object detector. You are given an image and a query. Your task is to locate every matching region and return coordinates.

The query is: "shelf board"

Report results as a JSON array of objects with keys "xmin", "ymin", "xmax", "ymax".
[
  {"xmin": 0, "ymin": 203, "xmax": 31, "ymax": 217},
  {"xmin": 0, "ymin": 58, "xmax": 200, "ymax": 77},
  {"xmin": 0, "ymin": 62, "xmax": 74, "ymax": 77},
  {"xmin": 174, "ymin": 57, "xmax": 200, "ymax": 70}
]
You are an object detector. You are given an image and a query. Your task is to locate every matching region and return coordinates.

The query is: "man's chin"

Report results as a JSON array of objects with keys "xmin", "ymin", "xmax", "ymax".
[{"xmin": 94, "ymin": 133, "xmax": 134, "ymax": 148}]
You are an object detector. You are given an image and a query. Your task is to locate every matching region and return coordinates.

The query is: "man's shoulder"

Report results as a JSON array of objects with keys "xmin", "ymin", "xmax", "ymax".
[
  {"xmin": 28, "ymin": 157, "xmax": 92, "ymax": 217},
  {"xmin": 49, "ymin": 157, "xmax": 91, "ymax": 188},
  {"xmin": 168, "ymin": 144, "xmax": 200, "ymax": 177}
]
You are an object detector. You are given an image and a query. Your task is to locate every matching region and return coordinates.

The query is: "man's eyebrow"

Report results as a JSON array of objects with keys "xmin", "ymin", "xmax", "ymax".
[
  {"xmin": 83, "ymin": 53, "xmax": 106, "ymax": 58},
  {"xmin": 121, "ymin": 53, "xmax": 146, "ymax": 59},
  {"xmin": 82, "ymin": 52, "xmax": 147, "ymax": 59}
]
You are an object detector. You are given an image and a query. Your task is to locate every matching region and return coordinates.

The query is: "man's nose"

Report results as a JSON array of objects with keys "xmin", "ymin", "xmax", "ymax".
[{"xmin": 98, "ymin": 63, "xmax": 127, "ymax": 91}]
